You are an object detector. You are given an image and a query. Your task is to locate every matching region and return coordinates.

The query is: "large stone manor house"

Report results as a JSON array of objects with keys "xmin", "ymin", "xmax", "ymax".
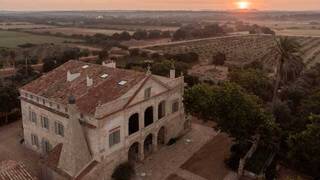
[{"xmin": 19, "ymin": 60, "xmax": 188, "ymax": 179}]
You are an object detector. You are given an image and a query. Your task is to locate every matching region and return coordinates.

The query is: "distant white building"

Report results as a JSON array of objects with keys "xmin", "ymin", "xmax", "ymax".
[{"xmin": 19, "ymin": 60, "xmax": 189, "ymax": 179}]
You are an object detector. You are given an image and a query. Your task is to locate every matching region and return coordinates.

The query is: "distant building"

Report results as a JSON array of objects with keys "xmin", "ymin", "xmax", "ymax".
[
  {"xmin": 0, "ymin": 160, "xmax": 36, "ymax": 180},
  {"xmin": 19, "ymin": 60, "xmax": 188, "ymax": 179}
]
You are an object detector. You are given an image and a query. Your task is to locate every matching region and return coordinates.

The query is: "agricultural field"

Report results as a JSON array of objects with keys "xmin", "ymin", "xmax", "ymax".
[
  {"xmin": 275, "ymin": 29, "xmax": 320, "ymax": 37},
  {"xmin": 24, "ymin": 27, "xmax": 134, "ymax": 36},
  {"xmin": 0, "ymin": 22, "xmax": 53, "ymax": 30},
  {"xmin": 248, "ymin": 20, "xmax": 320, "ymax": 37},
  {"xmin": 0, "ymin": 30, "xmax": 81, "ymax": 48},
  {"xmin": 296, "ymin": 37, "xmax": 320, "ymax": 68},
  {"xmin": 148, "ymin": 35, "xmax": 276, "ymax": 66},
  {"xmin": 146, "ymin": 35, "xmax": 320, "ymax": 81},
  {"xmin": 87, "ymin": 24, "xmax": 180, "ymax": 31}
]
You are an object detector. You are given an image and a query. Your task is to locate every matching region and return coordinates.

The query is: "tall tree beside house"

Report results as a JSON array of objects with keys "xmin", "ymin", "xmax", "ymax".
[
  {"xmin": 271, "ymin": 37, "xmax": 304, "ymax": 109},
  {"xmin": 0, "ymin": 84, "xmax": 19, "ymax": 124},
  {"xmin": 184, "ymin": 83, "xmax": 277, "ymax": 145}
]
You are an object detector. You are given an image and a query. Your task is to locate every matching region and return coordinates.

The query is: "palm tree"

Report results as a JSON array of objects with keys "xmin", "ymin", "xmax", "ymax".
[{"xmin": 271, "ymin": 37, "xmax": 304, "ymax": 109}]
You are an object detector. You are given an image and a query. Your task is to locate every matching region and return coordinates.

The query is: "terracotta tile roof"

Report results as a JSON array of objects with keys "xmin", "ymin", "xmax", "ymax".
[
  {"xmin": 21, "ymin": 60, "xmax": 146, "ymax": 115},
  {"xmin": 0, "ymin": 160, "xmax": 36, "ymax": 180}
]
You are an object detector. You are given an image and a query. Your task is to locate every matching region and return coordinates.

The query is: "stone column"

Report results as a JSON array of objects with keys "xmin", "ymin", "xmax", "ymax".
[
  {"xmin": 154, "ymin": 101, "xmax": 158, "ymax": 122},
  {"xmin": 140, "ymin": 111, "xmax": 144, "ymax": 130},
  {"xmin": 153, "ymin": 133, "xmax": 158, "ymax": 152},
  {"xmin": 139, "ymin": 142, "xmax": 144, "ymax": 161}
]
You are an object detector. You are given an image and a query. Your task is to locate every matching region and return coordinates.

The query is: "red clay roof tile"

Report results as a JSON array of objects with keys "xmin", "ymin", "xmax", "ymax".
[{"xmin": 21, "ymin": 60, "xmax": 146, "ymax": 115}]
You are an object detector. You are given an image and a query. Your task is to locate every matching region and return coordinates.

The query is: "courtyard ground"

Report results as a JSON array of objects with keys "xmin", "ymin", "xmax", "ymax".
[
  {"xmin": 0, "ymin": 120, "xmax": 235, "ymax": 180},
  {"xmin": 134, "ymin": 122, "xmax": 235, "ymax": 180},
  {"xmin": 0, "ymin": 120, "xmax": 41, "ymax": 178}
]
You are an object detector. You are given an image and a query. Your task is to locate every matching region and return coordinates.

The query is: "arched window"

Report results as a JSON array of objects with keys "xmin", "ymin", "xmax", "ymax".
[
  {"xmin": 128, "ymin": 113, "xmax": 139, "ymax": 135},
  {"xmin": 158, "ymin": 101, "xmax": 166, "ymax": 120},
  {"xmin": 144, "ymin": 106, "xmax": 154, "ymax": 127}
]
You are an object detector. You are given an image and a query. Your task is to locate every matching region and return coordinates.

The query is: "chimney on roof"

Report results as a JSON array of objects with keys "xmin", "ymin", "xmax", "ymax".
[
  {"xmin": 86, "ymin": 76, "xmax": 93, "ymax": 87},
  {"xmin": 67, "ymin": 71, "xmax": 80, "ymax": 82},
  {"xmin": 102, "ymin": 60, "xmax": 116, "ymax": 68}
]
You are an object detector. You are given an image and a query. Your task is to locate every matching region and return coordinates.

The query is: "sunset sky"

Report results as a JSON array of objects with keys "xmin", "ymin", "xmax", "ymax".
[{"xmin": 0, "ymin": 0, "xmax": 319, "ymax": 11}]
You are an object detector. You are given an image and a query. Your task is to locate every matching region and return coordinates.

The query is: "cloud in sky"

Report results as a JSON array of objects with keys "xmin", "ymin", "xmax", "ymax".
[{"xmin": 0, "ymin": 0, "xmax": 319, "ymax": 11}]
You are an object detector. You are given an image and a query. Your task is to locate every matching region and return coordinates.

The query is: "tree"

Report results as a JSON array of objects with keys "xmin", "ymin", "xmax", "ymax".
[
  {"xmin": 98, "ymin": 48, "xmax": 109, "ymax": 60},
  {"xmin": 288, "ymin": 115, "xmax": 320, "ymax": 177},
  {"xmin": 112, "ymin": 162, "xmax": 135, "ymax": 180},
  {"xmin": 271, "ymin": 37, "xmax": 304, "ymax": 109},
  {"xmin": 148, "ymin": 30, "xmax": 162, "ymax": 39},
  {"xmin": 132, "ymin": 30, "xmax": 148, "ymax": 40},
  {"xmin": 172, "ymin": 29, "xmax": 187, "ymax": 41},
  {"xmin": 229, "ymin": 68, "xmax": 273, "ymax": 101},
  {"xmin": 211, "ymin": 52, "xmax": 226, "ymax": 67},
  {"xmin": 301, "ymin": 89, "xmax": 320, "ymax": 116},
  {"xmin": 119, "ymin": 31, "xmax": 131, "ymax": 41},
  {"xmin": 0, "ymin": 84, "xmax": 19, "ymax": 124},
  {"xmin": 184, "ymin": 83, "xmax": 276, "ymax": 144}
]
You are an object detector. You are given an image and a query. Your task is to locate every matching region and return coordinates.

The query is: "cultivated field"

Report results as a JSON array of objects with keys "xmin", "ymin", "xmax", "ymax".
[
  {"xmin": 148, "ymin": 35, "xmax": 320, "ymax": 68},
  {"xmin": 0, "ymin": 22, "xmax": 53, "ymax": 30},
  {"xmin": 275, "ymin": 29, "xmax": 320, "ymax": 37},
  {"xmin": 148, "ymin": 35, "xmax": 276, "ymax": 66},
  {"xmin": 87, "ymin": 24, "xmax": 179, "ymax": 31},
  {"xmin": 0, "ymin": 30, "xmax": 80, "ymax": 48},
  {"xmin": 24, "ymin": 27, "xmax": 134, "ymax": 36},
  {"xmin": 146, "ymin": 35, "xmax": 320, "ymax": 81},
  {"xmin": 248, "ymin": 20, "xmax": 320, "ymax": 37}
]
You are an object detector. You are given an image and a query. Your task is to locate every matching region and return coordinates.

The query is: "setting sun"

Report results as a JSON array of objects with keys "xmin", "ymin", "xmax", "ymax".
[{"xmin": 237, "ymin": 1, "xmax": 251, "ymax": 9}]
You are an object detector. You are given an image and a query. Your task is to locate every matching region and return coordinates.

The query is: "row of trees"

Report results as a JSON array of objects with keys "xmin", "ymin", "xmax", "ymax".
[
  {"xmin": 0, "ymin": 65, "xmax": 40, "ymax": 125},
  {"xmin": 172, "ymin": 24, "xmax": 226, "ymax": 41}
]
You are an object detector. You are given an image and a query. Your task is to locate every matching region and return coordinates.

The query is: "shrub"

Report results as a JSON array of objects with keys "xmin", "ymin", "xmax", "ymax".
[
  {"xmin": 112, "ymin": 162, "xmax": 135, "ymax": 180},
  {"xmin": 167, "ymin": 138, "xmax": 178, "ymax": 146}
]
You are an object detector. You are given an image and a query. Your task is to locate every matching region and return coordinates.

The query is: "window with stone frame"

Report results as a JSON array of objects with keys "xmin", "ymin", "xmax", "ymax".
[
  {"xmin": 109, "ymin": 129, "xmax": 120, "ymax": 147},
  {"xmin": 54, "ymin": 122, "xmax": 64, "ymax": 137},
  {"xmin": 172, "ymin": 99, "xmax": 179, "ymax": 113},
  {"xmin": 144, "ymin": 87, "xmax": 151, "ymax": 99},
  {"xmin": 31, "ymin": 134, "xmax": 39, "ymax": 147},
  {"xmin": 29, "ymin": 110, "xmax": 37, "ymax": 124},
  {"xmin": 41, "ymin": 115, "xmax": 49, "ymax": 130},
  {"xmin": 42, "ymin": 139, "xmax": 51, "ymax": 153}
]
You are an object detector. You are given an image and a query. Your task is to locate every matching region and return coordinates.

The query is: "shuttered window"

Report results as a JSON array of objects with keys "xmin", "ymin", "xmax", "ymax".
[
  {"xmin": 109, "ymin": 130, "xmax": 120, "ymax": 147},
  {"xmin": 55, "ymin": 122, "xmax": 64, "ymax": 137}
]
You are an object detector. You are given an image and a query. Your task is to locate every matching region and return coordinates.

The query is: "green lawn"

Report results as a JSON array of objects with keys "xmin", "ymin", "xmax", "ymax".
[{"xmin": 0, "ymin": 30, "xmax": 81, "ymax": 48}]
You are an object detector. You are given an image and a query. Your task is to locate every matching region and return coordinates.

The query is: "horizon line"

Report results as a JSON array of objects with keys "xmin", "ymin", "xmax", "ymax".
[{"xmin": 1, "ymin": 9, "xmax": 320, "ymax": 12}]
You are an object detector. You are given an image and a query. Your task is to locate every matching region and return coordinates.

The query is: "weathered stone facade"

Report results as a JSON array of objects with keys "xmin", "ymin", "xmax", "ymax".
[{"xmin": 19, "ymin": 60, "xmax": 188, "ymax": 179}]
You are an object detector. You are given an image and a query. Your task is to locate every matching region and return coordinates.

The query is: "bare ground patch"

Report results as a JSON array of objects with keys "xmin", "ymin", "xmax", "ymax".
[
  {"xmin": 166, "ymin": 174, "xmax": 186, "ymax": 180},
  {"xmin": 181, "ymin": 133, "xmax": 233, "ymax": 180}
]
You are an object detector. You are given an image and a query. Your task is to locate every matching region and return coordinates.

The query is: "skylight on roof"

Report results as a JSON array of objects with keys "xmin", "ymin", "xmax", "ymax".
[
  {"xmin": 118, "ymin": 80, "xmax": 127, "ymax": 85},
  {"xmin": 100, "ymin": 74, "xmax": 109, "ymax": 78},
  {"xmin": 82, "ymin": 65, "xmax": 89, "ymax": 69}
]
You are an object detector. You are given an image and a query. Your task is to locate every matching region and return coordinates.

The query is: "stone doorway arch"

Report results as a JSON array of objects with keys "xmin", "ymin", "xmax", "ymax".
[
  {"xmin": 157, "ymin": 127, "xmax": 166, "ymax": 146},
  {"xmin": 128, "ymin": 142, "xmax": 140, "ymax": 162},
  {"xmin": 144, "ymin": 134, "xmax": 153, "ymax": 157}
]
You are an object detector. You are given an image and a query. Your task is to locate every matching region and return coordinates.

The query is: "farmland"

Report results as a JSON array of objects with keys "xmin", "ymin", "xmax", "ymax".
[
  {"xmin": 24, "ymin": 27, "xmax": 134, "ymax": 36},
  {"xmin": 87, "ymin": 24, "xmax": 179, "ymax": 31},
  {"xmin": 0, "ymin": 22, "xmax": 53, "ymax": 30},
  {"xmin": 148, "ymin": 35, "xmax": 276, "ymax": 66},
  {"xmin": 0, "ymin": 30, "xmax": 81, "ymax": 48},
  {"xmin": 146, "ymin": 35, "xmax": 320, "ymax": 81}
]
